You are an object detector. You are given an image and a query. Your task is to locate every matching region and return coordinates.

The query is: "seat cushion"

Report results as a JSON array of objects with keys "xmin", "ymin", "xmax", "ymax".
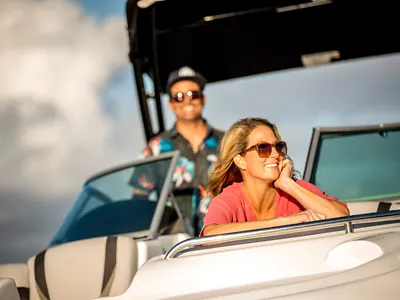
[
  {"xmin": 0, "ymin": 278, "xmax": 20, "ymax": 300},
  {"xmin": 0, "ymin": 264, "xmax": 29, "ymax": 300},
  {"xmin": 0, "ymin": 264, "xmax": 29, "ymax": 288},
  {"xmin": 27, "ymin": 236, "xmax": 138, "ymax": 300}
]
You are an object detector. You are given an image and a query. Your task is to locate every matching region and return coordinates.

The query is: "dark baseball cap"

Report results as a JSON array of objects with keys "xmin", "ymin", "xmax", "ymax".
[{"xmin": 166, "ymin": 66, "xmax": 207, "ymax": 93}]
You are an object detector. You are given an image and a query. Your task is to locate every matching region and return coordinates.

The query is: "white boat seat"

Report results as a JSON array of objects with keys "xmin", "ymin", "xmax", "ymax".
[
  {"xmin": 390, "ymin": 204, "xmax": 400, "ymax": 211},
  {"xmin": 27, "ymin": 236, "xmax": 138, "ymax": 300},
  {"xmin": 0, "ymin": 263, "xmax": 29, "ymax": 300},
  {"xmin": 135, "ymin": 234, "xmax": 191, "ymax": 269},
  {"xmin": 347, "ymin": 200, "xmax": 400, "ymax": 215},
  {"xmin": 157, "ymin": 233, "xmax": 191, "ymax": 252},
  {"xmin": 0, "ymin": 278, "xmax": 20, "ymax": 300},
  {"xmin": 347, "ymin": 201, "xmax": 379, "ymax": 215}
]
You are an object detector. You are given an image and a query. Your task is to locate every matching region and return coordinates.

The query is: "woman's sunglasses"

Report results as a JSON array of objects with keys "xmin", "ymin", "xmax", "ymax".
[
  {"xmin": 170, "ymin": 90, "xmax": 202, "ymax": 102},
  {"xmin": 243, "ymin": 141, "xmax": 287, "ymax": 158}
]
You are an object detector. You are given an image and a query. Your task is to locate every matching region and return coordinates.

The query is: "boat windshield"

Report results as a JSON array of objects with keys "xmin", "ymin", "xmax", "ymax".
[
  {"xmin": 309, "ymin": 126, "xmax": 400, "ymax": 203},
  {"xmin": 50, "ymin": 152, "xmax": 178, "ymax": 246}
]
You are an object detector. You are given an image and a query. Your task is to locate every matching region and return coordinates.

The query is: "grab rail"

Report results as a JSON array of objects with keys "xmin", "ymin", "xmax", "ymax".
[{"xmin": 165, "ymin": 211, "xmax": 400, "ymax": 259}]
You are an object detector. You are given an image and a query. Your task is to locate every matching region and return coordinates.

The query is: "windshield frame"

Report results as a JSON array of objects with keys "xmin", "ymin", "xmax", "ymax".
[
  {"xmin": 303, "ymin": 122, "xmax": 400, "ymax": 202},
  {"xmin": 50, "ymin": 150, "xmax": 180, "ymax": 246}
]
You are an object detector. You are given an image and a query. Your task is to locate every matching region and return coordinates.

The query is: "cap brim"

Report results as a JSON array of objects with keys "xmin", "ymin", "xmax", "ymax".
[{"xmin": 166, "ymin": 75, "xmax": 207, "ymax": 93}]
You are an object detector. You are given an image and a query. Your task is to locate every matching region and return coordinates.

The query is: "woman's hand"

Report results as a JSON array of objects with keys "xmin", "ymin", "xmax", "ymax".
[
  {"xmin": 274, "ymin": 158, "xmax": 293, "ymax": 192},
  {"xmin": 280, "ymin": 210, "xmax": 326, "ymax": 225}
]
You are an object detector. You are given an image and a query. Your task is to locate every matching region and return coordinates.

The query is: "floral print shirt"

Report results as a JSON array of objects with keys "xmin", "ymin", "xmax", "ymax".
[{"xmin": 129, "ymin": 121, "xmax": 224, "ymax": 235}]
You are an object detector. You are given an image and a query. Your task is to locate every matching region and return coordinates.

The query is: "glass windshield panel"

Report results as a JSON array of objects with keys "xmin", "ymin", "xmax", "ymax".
[
  {"xmin": 312, "ymin": 129, "xmax": 400, "ymax": 202},
  {"xmin": 50, "ymin": 157, "xmax": 172, "ymax": 246}
]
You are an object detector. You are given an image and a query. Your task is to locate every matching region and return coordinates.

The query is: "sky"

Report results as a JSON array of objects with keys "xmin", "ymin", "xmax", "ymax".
[{"xmin": 0, "ymin": 0, "xmax": 399, "ymax": 263}]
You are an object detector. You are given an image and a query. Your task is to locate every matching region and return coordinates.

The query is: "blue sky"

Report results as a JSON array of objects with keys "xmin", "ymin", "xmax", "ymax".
[
  {"xmin": 0, "ymin": 0, "xmax": 399, "ymax": 264},
  {"xmin": 74, "ymin": 0, "xmax": 127, "ymax": 21}
]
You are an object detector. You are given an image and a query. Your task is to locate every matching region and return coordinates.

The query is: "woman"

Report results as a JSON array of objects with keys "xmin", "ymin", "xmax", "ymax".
[{"xmin": 200, "ymin": 117, "xmax": 349, "ymax": 237}]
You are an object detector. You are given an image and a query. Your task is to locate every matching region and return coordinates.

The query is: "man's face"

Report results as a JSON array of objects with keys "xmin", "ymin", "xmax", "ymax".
[{"xmin": 168, "ymin": 80, "xmax": 205, "ymax": 122}]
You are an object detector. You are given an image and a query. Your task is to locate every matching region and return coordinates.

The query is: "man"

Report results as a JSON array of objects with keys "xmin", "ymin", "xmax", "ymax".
[{"xmin": 129, "ymin": 66, "xmax": 225, "ymax": 235}]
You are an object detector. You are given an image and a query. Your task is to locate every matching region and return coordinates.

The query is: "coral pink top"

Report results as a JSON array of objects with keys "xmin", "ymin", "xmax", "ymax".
[{"xmin": 200, "ymin": 180, "xmax": 347, "ymax": 236}]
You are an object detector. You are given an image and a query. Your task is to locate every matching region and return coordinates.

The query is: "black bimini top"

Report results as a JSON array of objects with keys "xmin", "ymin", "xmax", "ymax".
[
  {"xmin": 127, "ymin": 0, "xmax": 399, "ymax": 91},
  {"xmin": 126, "ymin": 0, "xmax": 400, "ymax": 140}
]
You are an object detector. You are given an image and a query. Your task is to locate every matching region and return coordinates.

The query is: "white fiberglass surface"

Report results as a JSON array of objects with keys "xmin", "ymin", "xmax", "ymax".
[
  {"xmin": 325, "ymin": 240, "xmax": 383, "ymax": 270},
  {"xmin": 121, "ymin": 228, "xmax": 400, "ymax": 300}
]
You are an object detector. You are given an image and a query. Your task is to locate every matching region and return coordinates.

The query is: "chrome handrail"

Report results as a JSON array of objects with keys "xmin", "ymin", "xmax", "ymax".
[{"xmin": 165, "ymin": 212, "xmax": 400, "ymax": 259}]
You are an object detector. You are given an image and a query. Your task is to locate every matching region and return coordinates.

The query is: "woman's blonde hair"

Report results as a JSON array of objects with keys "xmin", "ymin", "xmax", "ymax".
[{"xmin": 208, "ymin": 117, "xmax": 281, "ymax": 197}]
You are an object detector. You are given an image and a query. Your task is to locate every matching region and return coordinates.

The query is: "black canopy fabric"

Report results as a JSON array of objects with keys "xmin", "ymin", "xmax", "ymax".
[{"xmin": 127, "ymin": 0, "xmax": 400, "ymax": 93}]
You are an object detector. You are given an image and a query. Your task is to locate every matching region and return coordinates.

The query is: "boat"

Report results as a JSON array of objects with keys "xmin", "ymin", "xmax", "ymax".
[{"xmin": 1, "ymin": 0, "xmax": 399, "ymax": 299}]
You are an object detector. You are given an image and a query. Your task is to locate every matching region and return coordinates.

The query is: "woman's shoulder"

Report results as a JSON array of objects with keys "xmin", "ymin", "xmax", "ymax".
[
  {"xmin": 220, "ymin": 182, "xmax": 243, "ymax": 196},
  {"xmin": 212, "ymin": 182, "xmax": 243, "ymax": 205},
  {"xmin": 207, "ymin": 182, "xmax": 246, "ymax": 220}
]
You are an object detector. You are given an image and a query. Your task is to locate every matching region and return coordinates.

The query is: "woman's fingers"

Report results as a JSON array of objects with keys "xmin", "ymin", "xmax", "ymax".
[
  {"xmin": 287, "ymin": 210, "xmax": 327, "ymax": 225},
  {"xmin": 308, "ymin": 210, "xmax": 321, "ymax": 220},
  {"xmin": 302, "ymin": 210, "xmax": 326, "ymax": 221},
  {"xmin": 280, "ymin": 159, "xmax": 293, "ymax": 178},
  {"xmin": 302, "ymin": 210, "xmax": 313, "ymax": 221},
  {"xmin": 278, "ymin": 159, "xmax": 284, "ymax": 173}
]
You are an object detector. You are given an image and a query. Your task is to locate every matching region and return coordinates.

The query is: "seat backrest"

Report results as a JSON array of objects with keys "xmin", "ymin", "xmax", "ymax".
[
  {"xmin": 136, "ymin": 240, "xmax": 165, "ymax": 269},
  {"xmin": 27, "ymin": 236, "xmax": 138, "ymax": 300},
  {"xmin": 347, "ymin": 200, "xmax": 400, "ymax": 215},
  {"xmin": 0, "ymin": 278, "xmax": 20, "ymax": 300},
  {"xmin": 347, "ymin": 201, "xmax": 380, "ymax": 215},
  {"xmin": 0, "ymin": 263, "xmax": 29, "ymax": 300},
  {"xmin": 157, "ymin": 233, "xmax": 191, "ymax": 252},
  {"xmin": 390, "ymin": 202, "xmax": 400, "ymax": 211}
]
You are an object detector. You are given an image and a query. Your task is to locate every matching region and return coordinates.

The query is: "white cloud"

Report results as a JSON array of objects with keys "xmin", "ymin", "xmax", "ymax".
[{"xmin": 0, "ymin": 0, "xmax": 138, "ymax": 199}]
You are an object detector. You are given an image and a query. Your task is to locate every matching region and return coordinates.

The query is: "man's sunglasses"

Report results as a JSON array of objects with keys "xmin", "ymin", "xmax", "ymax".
[
  {"xmin": 243, "ymin": 141, "xmax": 288, "ymax": 158},
  {"xmin": 170, "ymin": 90, "xmax": 202, "ymax": 102}
]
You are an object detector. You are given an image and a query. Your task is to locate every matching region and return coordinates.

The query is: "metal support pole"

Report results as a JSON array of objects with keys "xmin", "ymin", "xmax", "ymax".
[{"xmin": 133, "ymin": 59, "xmax": 154, "ymax": 141}]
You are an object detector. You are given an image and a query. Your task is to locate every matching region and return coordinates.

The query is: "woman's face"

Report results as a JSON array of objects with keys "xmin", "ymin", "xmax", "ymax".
[{"xmin": 241, "ymin": 125, "xmax": 284, "ymax": 183}]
